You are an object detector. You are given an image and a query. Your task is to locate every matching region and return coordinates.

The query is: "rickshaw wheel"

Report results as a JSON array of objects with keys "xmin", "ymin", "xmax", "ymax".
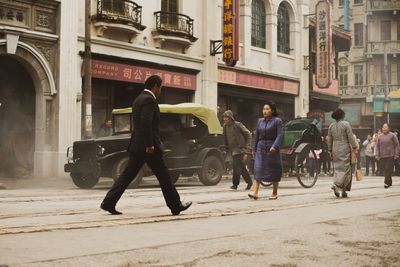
[
  {"xmin": 295, "ymin": 148, "xmax": 319, "ymax": 188},
  {"xmin": 260, "ymin": 181, "xmax": 272, "ymax": 187}
]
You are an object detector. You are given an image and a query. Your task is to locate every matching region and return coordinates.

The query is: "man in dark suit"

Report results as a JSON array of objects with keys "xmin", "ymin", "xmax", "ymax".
[{"xmin": 101, "ymin": 75, "xmax": 192, "ymax": 215}]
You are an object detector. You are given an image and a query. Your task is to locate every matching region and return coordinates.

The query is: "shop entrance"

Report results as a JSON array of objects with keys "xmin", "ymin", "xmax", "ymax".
[{"xmin": 0, "ymin": 56, "xmax": 35, "ymax": 178}]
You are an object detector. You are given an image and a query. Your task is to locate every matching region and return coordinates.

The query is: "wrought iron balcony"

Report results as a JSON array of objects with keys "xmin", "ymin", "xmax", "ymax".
[
  {"xmin": 366, "ymin": 0, "xmax": 400, "ymax": 12},
  {"xmin": 153, "ymin": 11, "xmax": 197, "ymax": 42},
  {"xmin": 94, "ymin": 0, "xmax": 145, "ymax": 39},
  {"xmin": 366, "ymin": 41, "xmax": 400, "ymax": 57}
]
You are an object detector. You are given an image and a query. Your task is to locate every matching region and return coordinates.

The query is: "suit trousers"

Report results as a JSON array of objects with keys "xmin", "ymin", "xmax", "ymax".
[
  {"xmin": 232, "ymin": 153, "xmax": 252, "ymax": 186},
  {"xmin": 379, "ymin": 157, "xmax": 394, "ymax": 186},
  {"xmin": 102, "ymin": 148, "xmax": 181, "ymax": 211},
  {"xmin": 365, "ymin": 156, "xmax": 375, "ymax": 175}
]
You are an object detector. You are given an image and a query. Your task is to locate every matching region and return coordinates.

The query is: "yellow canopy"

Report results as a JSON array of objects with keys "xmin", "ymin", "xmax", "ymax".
[{"xmin": 112, "ymin": 103, "xmax": 223, "ymax": 134}]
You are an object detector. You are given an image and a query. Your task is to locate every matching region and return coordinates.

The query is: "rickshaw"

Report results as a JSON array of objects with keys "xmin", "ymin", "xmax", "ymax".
[
  {"xmin": 64, "ymin": 103, "xmax": 226, "ymax": 189},
  {"xmin": 261, "ymin": 117, "xmax": 323, "ymax": 188}
]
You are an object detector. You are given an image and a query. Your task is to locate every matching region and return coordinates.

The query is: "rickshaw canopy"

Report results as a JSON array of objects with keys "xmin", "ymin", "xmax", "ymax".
[{"xmin": 112, "ymin": 103, "xmax": 223, "ymax": 135}]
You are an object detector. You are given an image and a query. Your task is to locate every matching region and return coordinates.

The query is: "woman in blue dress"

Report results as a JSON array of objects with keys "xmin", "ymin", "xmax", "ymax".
[{"xmin": 248, "ymin": 101, "xmax": 284, "ymax": 200}]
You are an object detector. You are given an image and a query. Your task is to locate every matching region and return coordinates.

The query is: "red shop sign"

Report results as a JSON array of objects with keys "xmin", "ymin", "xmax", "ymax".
[
  {"xmin": 92, "ymin": 60, "xmax": 197, "ymax": 91},
  {"xmin": 222, "ymin": 0, "xmax": 239, "ymax": 67}
]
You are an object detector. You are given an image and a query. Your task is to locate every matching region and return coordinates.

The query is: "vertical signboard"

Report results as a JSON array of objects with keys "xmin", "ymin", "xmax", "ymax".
[
  {"xmin": 315, "ymin": 0, "xmax": 332, "ymax": 88},
  {"xmin": 223, "ymin": 0, "xmax": 239, "ymax": 67}
]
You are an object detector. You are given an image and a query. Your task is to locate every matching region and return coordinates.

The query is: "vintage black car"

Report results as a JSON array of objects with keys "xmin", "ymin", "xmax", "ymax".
[{"xmin": 64, "ymin": 103, "xmax": 226, "ymax": 189}]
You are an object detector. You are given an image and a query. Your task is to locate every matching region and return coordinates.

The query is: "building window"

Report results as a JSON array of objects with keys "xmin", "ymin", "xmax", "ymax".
[
  {"xmin": 354, "ymin": 23, "xmax": 363, "ymax": 46},
  {"xmin": 381, "ymin": 21, "xmax": 391, "ymax": 41},
  {"xmin": 103, "ymin": 0, "xmax": 125, "ymax": 15},
  {"xmin": 339, "ymin": 0, "xmax": 344, "ymax": 6},
  {"xmin": 161, "ymin": 0, "xmax": 178, "ymax": 25},
  {"xmin": 354, "ymin": 0, "xmax": 363, "ymax": 4},
  {"xmin": 354, "ymin": 65, "xmax": 363, "ymax": 86},
  {"xmin": 277, "ymin": 4, "xmax": 290, "ymax": 54},
  {"xmin": 397, "ymin": 20, "xmax": 400, "ymax": 40},
  {"xmin": 339, "ymin": 66, "xmax": 348, "ymax": 88},
  {"xmin": 381, "ymin": 64, "xmax": 391, "ymax": 84},
  {"xmin": 251, "ymin": 0, "xmax": 266, "ymax": 48}
]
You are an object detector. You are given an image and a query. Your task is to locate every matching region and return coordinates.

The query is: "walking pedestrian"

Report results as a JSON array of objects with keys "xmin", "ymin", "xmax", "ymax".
[
  {"xmin": 375, "ymin": 123, "xmax": 400, "ymax": 188},
  {"xmin": 327, "ymin": 108, "xmax": 358, "ymax": 198},
  {"xmin": 101, "ymin": 75, "xmax": 192, "ymax": 215},
  {"xmin": 362, "ymin": 134, "xmax": 375, "ymax": 176},
  {"xmin": 351, "ymin": 134, "xmax": 360, "ymax": 173},
  {"xmin": 248, "ymin": 101, "xmax": 283, "ymax": 200},
  {"xmin": 319, "ymin": 136, "xmax": 329, "ymax": 176},
  {"xmin": 222, "ymin": 110, "xmax": 253, "ymax": 190},
  {"xmin": 393, "ymin": 129, "xmax": 400, "ymax": 176},
  {"xmin": 373, "ymin": 128, "xmax": 382, "ymax": 175}
]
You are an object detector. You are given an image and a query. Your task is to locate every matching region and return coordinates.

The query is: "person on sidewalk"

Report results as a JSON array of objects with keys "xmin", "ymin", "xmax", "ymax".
[
  {"xmin": 362, "ymin": 134, "xmax": 375, "ymax": 176},
  {"xmin": 101, "ymin": 75, "xmax": 192, "ymax": 215},
  {"xmin": 373, "ymin": 128, "xmax": 382, "ymax": 175},
  {"xmin": 222, "ymin": 110, "xmax": 253, "ymax": 190},
  {"xmin": 249, "ymin": 101, "xmax": 284, "ymax": 200},
  {"xmin": 375, "ymin": 123, "xmax": 400, "ymax": 189},
  {"xmin": 327, "ymin": 108, "xmax": 358, "ymax": 198}
]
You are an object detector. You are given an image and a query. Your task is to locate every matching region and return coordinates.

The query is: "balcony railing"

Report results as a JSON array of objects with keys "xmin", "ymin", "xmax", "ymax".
[
  {"xmin": 366, "ymin": 41, "xmax": 400, "ymax": 56},
  {"xmin": 366, "ymin": 0, "xmax": 400, "ymax": 12},
  {"xmin": 96, "ymin": 0, "xmax": 144, "ymax": 28},
  {"xmin": 154, "ymin": 11, "xmax": 196, "ymax": 42}
]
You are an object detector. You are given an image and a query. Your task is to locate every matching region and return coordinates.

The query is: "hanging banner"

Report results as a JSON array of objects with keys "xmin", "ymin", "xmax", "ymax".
[
  {"xmin": 223, "ymin": 0, "xmax": 239, "ymax": 67},
  {"xmin": 315, "ymin": 0, "xmax": 332, "ymax": 88}
]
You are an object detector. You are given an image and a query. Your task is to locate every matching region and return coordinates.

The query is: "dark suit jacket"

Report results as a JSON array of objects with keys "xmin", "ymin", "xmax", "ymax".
[{"xmin": 128, "ymin": 90, "xmax": 161, "ymax": 153}]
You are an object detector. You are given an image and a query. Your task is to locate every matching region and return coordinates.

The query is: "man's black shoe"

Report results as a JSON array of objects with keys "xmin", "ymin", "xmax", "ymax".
[
  {"xmin": 230, "ymin": 185, "xmax": 238, "ymax": 190},
  {"xmin": 171, "ymin": 201, "xmax": 192, "ymax": 216},
  {"xmin": 101, "ymin": 202, "xmax": 122, "ymax": 215}
]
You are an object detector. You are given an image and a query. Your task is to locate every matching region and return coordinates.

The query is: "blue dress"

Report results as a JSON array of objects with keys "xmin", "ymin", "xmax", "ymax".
[{"xmin": 253, "ymin": 117, "xmax": 284, "ymax": 182}]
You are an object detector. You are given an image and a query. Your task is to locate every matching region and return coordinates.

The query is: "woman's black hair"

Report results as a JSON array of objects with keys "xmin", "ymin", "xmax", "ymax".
[
  {"xmin": 331, "ymin": 108, "xmax": 345, "ymax": 121},
  {"xmin": 264, "ymin": 101, "xmax": 278, "ymax": 116},
  {"xmin": 144, "ymin": 75, "xmax": 162, "ymax": 89}
]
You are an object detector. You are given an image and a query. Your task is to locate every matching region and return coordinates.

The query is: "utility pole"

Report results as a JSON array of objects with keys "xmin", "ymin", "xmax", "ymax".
[
  {"xmin": 83, "ymin": 0, "xmax": 93, "ymax": 138},
  {"xmin": 383, "ymin": 43, "xmax": 390, "ymax": 124}
]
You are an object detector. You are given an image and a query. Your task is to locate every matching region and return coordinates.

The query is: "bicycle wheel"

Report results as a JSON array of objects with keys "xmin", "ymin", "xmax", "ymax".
[{"xmin": 295, "ymin": 147, "xmax": 319, "ymax": 188}]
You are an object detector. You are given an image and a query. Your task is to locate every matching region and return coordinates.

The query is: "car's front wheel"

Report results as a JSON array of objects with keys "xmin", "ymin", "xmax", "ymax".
[
  {"xmin": 112, "ymin": 157, "xmax": 143, "ymax": 188},
  {"xmin": 198, "ymin": 155, "xmax": 223, "ymax": 186},
  {"xmin": 70, "ymin": 173, "xmax": 99, "ymax": 189}
]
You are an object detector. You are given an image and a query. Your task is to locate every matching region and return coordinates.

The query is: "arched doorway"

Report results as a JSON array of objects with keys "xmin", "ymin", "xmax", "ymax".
[{"xmin": 0, "ymin": 55, "xmax": 36, "ymax": 178}]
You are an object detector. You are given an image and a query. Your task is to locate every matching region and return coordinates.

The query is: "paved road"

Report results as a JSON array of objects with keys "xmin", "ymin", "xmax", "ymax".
[{"xmin": 0, "ymin": 175, "xmax": 399, "ymax": 266}]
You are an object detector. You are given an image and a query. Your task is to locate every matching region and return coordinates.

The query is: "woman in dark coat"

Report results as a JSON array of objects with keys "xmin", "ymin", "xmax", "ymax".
[{"xmin": 248, "ymin": 101, "xmax": 284, "ymax": 200}]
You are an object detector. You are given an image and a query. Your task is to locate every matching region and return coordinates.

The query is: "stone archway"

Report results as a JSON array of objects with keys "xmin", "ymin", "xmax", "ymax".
[{"xmin": 0, "ymin": 41, "xmax": 57, "ymax": 178}]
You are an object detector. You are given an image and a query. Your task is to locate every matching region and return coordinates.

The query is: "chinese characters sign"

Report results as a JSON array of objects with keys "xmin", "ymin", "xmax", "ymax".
[
  {"xmin": 0, "ymin": 6, "xmax": 26, "ymax": 26},
  {"xmin": 223, "ymin": 0, "xmax": 239, "ymax": 67},
  {"xmin": 218, "ymin": 69, "xmax": 299, "ymax": 95},
  {"xmin": 92, "ymin": 60, "xmax": 197, "ymax": 91},
  {"xmin": 315, "ymin": 0, "xmax": 332, "ymax": 88}
]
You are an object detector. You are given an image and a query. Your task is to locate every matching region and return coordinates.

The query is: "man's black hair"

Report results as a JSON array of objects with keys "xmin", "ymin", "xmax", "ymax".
[{"xmin": 144, "ymin": 75, "xmax": 162, "ymax": 89}]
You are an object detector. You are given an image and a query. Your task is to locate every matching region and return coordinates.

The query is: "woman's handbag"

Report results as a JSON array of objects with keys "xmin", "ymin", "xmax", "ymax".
[{"xmin": 355, "ymin": 169, "xmax": 363, "ymax": 181}]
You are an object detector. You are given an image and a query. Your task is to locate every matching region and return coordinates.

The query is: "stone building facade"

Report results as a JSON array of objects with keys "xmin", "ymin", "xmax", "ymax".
[
  {"xmin": 0, "ymin": 0, "xmax": 310, "ymax": 178},
  {"xmin": 333, "ymin": 0, "xmax": 400, "ymax": 137}
]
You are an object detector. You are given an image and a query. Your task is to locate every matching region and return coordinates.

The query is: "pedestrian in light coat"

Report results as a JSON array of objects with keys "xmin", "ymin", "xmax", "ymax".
[
  {"xmin": 362, "ymin": 134, "xmax": 375, "ymax": 176},
  {"xmin": 327, "ymin": 108, "xmax": 358, "ymax": 198}
]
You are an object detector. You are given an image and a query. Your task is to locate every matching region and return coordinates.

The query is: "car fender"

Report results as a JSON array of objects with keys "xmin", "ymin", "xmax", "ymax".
[
  {"xmin": 98, "ymin": 150, "xmax": 128, "ymax": 163},
  {"xmin": 195, "ymin": 148, "xmax": 225, "ymax": 168}
]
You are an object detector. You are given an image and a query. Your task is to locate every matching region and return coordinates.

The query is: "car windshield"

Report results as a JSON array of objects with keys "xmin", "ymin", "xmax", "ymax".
[{"xmin": 113, "ymin": 114, "xmax": 132, "ymax": 134}]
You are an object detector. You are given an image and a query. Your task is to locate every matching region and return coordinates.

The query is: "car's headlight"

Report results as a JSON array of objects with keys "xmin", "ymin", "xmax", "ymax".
[
  {"xmin": 97, "ymin": 145, "xmax": 105, "ymax": 156},
  {"xmin": 67, "ymin": 146, "xmax": 73, "ymax": 161}
]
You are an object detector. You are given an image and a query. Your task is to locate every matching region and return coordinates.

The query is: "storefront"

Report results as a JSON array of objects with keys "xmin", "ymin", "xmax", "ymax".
[
  {"xmin": 91, "ymin": 57, "xmax": 198, "ymax": 135},
  {"xmin": 217, "ymin": 68, "xmax": 299, "ymax": 130}
]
